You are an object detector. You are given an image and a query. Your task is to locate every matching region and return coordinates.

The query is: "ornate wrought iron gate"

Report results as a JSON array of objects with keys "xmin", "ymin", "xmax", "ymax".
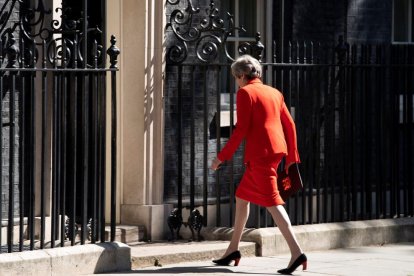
[{"xmin": 0, "ymin": 0, "xmax": 119, "ymax": 253}]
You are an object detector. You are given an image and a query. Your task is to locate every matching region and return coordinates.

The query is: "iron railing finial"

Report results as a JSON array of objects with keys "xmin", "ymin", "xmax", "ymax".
[
  {"xmin": 252, "ymin": 32, "xmax": 264, "ymax": 62},
  {"xmin": 107, "ymin": 35, "xmax": 120, "ymax": 68},
  {"xmin": 6, "ymin": 33, "xmax": 19, "ymax": 68}
]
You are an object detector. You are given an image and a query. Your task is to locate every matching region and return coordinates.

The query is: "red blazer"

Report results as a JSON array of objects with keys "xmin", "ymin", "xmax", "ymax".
[{"xmin": 218, "ymin": 78, "xmax": 300, "ymax": 165}]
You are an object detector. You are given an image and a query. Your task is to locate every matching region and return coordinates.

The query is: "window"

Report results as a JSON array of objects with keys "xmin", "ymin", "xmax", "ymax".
[
  {"xmin": 393, "ymin": 0, "xmax": 414, "ymax": 43},
  {"xmin": 219, "ymin": 0, "xmax": 269, "ymax": 61}
]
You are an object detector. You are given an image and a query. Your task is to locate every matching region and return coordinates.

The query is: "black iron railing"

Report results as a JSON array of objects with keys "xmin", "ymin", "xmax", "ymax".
[
  {"xmin": 0, "ymin": 1, "xmax": 119, "ymax": 253},
  {"xmin": 164, "ymin": 1, "xmax": 414, "ymax": 233},
  {"xmin": 165, "ymin": 42, "xmax": 414, "ymax": 231}
]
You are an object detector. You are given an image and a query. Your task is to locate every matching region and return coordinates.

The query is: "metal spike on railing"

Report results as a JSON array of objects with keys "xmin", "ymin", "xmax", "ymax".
[
  {"xmin": 93, "ymin": 40, "xmax": 98, "ymax": 69},
  {"xmin": 0, "ymin": 38, "xmax": 3, "ymax": 66},
  {"xmin": 296, "ymin": 41, "xmax": 300, "ymax": 64},
  {"xmin": 62, "ymin": 38, "xmax": 67, "ymax": 68},
  {"xmin": 310, "ymin": 41, "xmax": 314, "ymax": 64},
  {"xmin": 74, "ymin": 34, "xmax": 78, "ymax": 69},
  {"xmin": 42, "ymin": 40, "xmax": 47, "ymax": 69},
  {"xmin": 21, "ymin": 39, "xmax": 25, "ymax": 68},
  {"xmin": 32, "ymin": 42, "xmax": 37, "ymax": 68},
  {"xmin": 304, "ymin": 41, "xmax": 307, "ymax": 64}
]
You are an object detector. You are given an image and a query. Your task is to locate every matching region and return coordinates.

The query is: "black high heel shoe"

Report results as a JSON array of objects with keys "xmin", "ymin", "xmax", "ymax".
[
  {"xmin": 277, "ymin": 253, "xmax": 307, "ymax": 275},
  {"xmin": 212, "ymin": 250, "xmax": 241, "ymax": 266}
]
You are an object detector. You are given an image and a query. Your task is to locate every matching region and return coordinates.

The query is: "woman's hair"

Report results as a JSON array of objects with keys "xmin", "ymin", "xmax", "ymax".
[{"xmin": 231, "ymin": 55, "xmax": 262, "ymax": 80}]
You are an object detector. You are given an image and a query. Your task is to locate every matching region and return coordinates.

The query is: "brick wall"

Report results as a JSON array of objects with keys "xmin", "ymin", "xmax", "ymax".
[
  {"xmin": 290, "ymin": 0, "xmax": 392, "ymax": 45},
  {"xmin": 1, "ymin": 91, "xmax": 21, "ymax": 219},
  {"xmin": 346, "ymin": 0, "xmax": 392, "ymax": 44},
  {"xmin": 291, "ymin": 0, "xmax": 346, "ymax": 44}
]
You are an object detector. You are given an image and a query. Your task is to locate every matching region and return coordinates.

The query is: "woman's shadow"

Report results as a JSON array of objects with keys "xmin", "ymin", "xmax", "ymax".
[{"xmin": 105, "ymin": 265, "xmax": 276, "ymax": 275}]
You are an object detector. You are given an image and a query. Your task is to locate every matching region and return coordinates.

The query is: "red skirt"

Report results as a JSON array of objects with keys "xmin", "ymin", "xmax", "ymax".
[{"xmin": 235, "ymin": 154, "xmax": 285, "ymax": 207}]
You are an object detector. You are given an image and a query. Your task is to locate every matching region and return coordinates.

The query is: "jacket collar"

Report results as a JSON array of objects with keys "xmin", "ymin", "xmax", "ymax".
[{"xmin": 246, "ymin": 78, "xmax": 262, "ymax": 85}]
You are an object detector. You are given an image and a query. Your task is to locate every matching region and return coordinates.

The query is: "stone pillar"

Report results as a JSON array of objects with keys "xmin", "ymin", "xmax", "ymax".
[{"xmin": 107, "ymin": 0, "xmax": 171, "ymax": 241}]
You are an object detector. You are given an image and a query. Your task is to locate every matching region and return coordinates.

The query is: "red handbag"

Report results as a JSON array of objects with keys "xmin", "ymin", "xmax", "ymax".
[{"xmin": 277, "ymin": 163, "xmax": 303, "ymax": 201}]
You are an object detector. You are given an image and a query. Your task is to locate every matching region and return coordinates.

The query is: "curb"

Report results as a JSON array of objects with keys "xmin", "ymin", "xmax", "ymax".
[{"xmin": 0, "ymin": 242, "xmax": 130, "ymax": 275}]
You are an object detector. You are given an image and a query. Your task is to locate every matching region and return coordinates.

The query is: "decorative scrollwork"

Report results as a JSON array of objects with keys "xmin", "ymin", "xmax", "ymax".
[
  {"xmin": 0, "ymin": 0, "xmax": 107, "ymax": 69},
  {"xmin": 19, "ymin": 0, "xmax": 53, "ymax": 42},
  {"xmin": 46, "ymin": 37, "xmax": 74, "ymax": 67},
  {"xmin": 195, "ymin": 34, "xmax": 221, "ymax": 63},
  {"xmin": 166, "ymin": 0, "xmax": 264, "ymax": 64},
  {"xmin": 167, "ymin": 42, "xmax": 188, "ymax": 65}
]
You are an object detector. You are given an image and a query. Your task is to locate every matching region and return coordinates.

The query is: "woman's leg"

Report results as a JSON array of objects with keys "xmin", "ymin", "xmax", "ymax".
[
  {"xmin": 266, "ymin": 204, "xmax": 303, "ymax": 265},
  {"xmin": 222, "ymin": 196, "xmax": 250, "ymax": 257}
]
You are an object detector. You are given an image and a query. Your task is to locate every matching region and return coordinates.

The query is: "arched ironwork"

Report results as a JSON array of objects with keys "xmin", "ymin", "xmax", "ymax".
[{"xmin": 166, "ymin": 0, "xmax": 264, "ymax": 64}]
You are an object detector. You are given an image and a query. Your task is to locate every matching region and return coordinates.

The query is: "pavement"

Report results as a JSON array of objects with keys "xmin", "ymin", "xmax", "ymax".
[
  {"xmin": 94, "ymin": 242, "xmax": 414, "ymax": 276},
  {"xmin": 1, "ymin": 218, "xmax": 413, "ymax": 275}
]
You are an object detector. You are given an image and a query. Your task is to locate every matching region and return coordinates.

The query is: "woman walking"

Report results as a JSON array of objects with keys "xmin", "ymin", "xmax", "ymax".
[{"xmin": 210, "ymin": 55, "xmax": 307, "ymax": 274}]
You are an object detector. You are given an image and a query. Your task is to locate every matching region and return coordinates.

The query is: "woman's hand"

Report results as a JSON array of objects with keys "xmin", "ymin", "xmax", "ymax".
[{"xmin": 210, "ymin": 157, "xmax": 222, "ymax": 171}]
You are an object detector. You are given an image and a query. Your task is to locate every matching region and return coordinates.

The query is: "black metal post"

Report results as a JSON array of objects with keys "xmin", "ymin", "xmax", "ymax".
[
  {"xmin": 7, "ymin": 33, "xmax": 18, "ymax": 252},
  {"xmin": 70, "ymin": 36, "xmax": 79, "ymax": 246},
  {"xmin": 107, "ymin": 35, "xmax": 120, "ymax": 242},
  {"xmin": 177, "ymin": 66, "xmax": 183, "ymax": 214},
  {"xmin": 8, "ymin": 73, "xmax": 16, "ymax": 253},
  {"xmin": 40, "ymin": 40, "xmax": 47, "ymax": 249},
  {"xmin": 0, "ymin": 38, "xmax": 3, "ymax": 252},
  {"xmin": 190, "ymin": 65, "xmax": 195, "ymax": 212},
  {"xmin": 60, "ymin": 39, "xmax": 68, "ymax": 246},
  {"xmin": 110, "ymin": 70, "xmax": 117, "ymax": 242},
  {"xmin": 228, "ymin": 65, "xmax": 235, "ymax": 228},
  {"xmin": 215, "ymin": 65, "xmax": 221, "ymax": 227},
  {"xmin": 18, "ymin": 40, "xmax": 25, "ymax": 252},
  {"xmin": 202, "ymin": 66, "xmax": 208, "ymax": 226},
  {"xmin": 51, "ymin": 60, "xmax": 58, "ymax": 248},
  {"xmin": 91, "ymin": 40, "xmax": 99, "ymax": 243},
  {"xmin": 100, "ymin": 70, "xmax": 107, "ymax": 242}
]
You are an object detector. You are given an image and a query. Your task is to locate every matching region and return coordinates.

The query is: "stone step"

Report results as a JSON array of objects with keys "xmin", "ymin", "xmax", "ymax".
[{"xmin": 105, "ymin": 225, "xmax": 146, "ymax": 244}]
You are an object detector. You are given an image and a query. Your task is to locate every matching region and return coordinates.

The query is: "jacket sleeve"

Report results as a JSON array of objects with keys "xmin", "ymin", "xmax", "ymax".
[
  {"xmin": 280, "ymin": 100, "xmax": 301, "ymax": 164},
  {"xmin": 217, "ymin": 89, "xmax": 252, "ymax": 161}
]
